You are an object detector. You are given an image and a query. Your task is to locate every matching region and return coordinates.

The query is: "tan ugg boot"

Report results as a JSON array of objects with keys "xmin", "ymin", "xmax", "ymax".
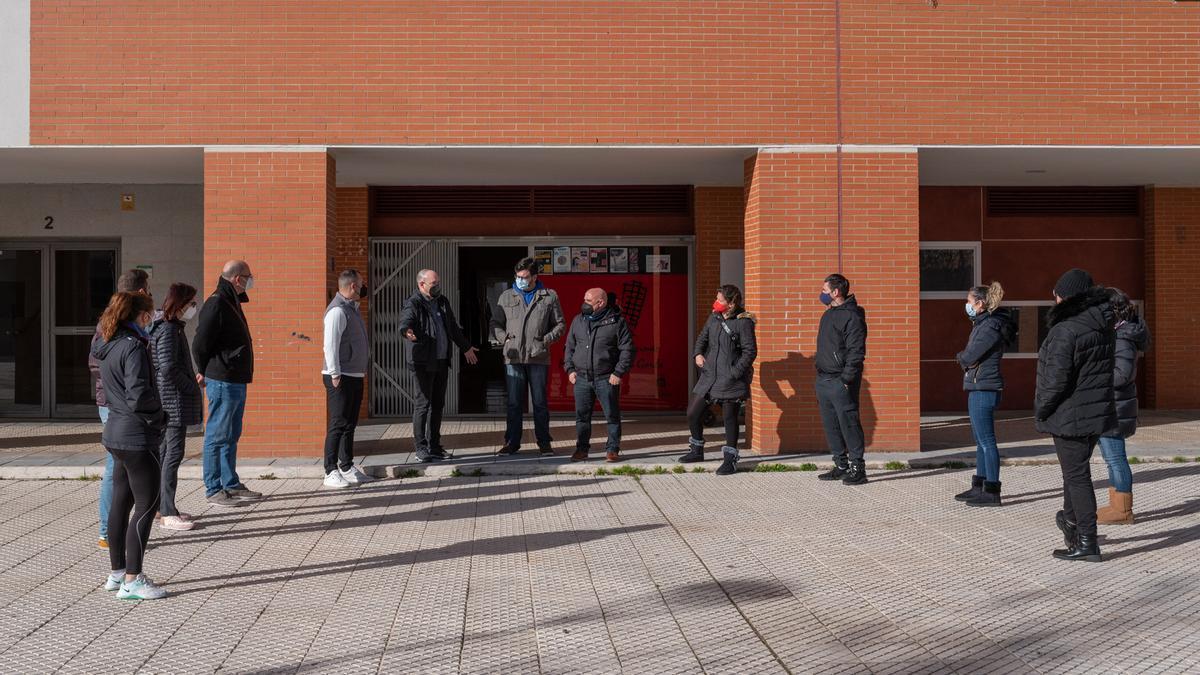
[{"xmin": 1096, "ymin": 488, "xmax": 1134, "ymax": 525}]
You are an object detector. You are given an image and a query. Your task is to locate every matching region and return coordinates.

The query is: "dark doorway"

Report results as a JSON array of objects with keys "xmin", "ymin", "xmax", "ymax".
[{"xmin": 458, "ymin": 246, "xmax": 528, "ymax": 414}]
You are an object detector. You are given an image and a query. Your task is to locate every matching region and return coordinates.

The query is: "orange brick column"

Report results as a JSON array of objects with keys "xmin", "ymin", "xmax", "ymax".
[
  {"xmin": 203, "ymin": 150, "xmax": 336, "ymax": 458},
  {"xmin": 1145, "ymin": 187, "xmax": 1200, "ymax": 409},
  {"xmin": 335, "ymin": 186, "xmax": 370, "ymax": 418},
  {"xmin": 744, "ymin": 150, "xmax": 920, "ymax": 454},
  {"xmin": 694, "ymin": 187, "xmax": 746, "ymax": 332}
]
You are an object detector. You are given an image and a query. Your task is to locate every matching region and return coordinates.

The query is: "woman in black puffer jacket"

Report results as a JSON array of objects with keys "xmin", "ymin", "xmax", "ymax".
[
  {"xmin": 1096, "ymin": 288, "xmax": 1150, "ymax": 525},
  {"xmin": 677, "ymin": 284, "xmax": 757, "ymax": 476},
  {"xmin": 149, "ymin": 283, "xmax": 203, "ymax": 532},
  {"xmin": 954, "ymin": 282, "xmax": 1016, "ymax": 507}
]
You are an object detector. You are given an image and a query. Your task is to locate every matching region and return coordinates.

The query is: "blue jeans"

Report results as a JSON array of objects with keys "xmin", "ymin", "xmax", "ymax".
[
  {"xmin": 574, "ymin": 376, "xmax": 621, "ymax": 453},
  {"xmin": 1098, "ymin": 435, "xmax": 1133, "ymax": 493},
  {"xmin": 98, "ymin": 406, "xmax": 112, "ymax": 538},
  {"xmin": 968, "ymin": 390, "xmax": 1001, "ymax": 483},
  {"xmin": 202, "ymin": 379, "xmax": 247, "ymax": 497},
  {"xmin": 504, "ymin": 364, "xmax": 551, "ymax": 449}
]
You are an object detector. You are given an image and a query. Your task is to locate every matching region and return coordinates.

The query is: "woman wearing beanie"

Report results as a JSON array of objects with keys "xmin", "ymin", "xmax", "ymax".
[
  {"xmin": 1096, "ymin": 288, "xmax": 1150, "ymax": 524},
  {"xmin": 678, "ymin": 285, "xmax": 757, "ymax": 475},
  {"xmin": 1036, "ymin": 268, "xmax": 1117, "ymax": 563},
  {"xmin": 954, "ymin": 282, "xmax": 1016, "ymax": 506}
]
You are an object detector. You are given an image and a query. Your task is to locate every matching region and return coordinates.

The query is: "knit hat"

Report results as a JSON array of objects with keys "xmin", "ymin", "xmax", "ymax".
[{"xmin": 1053, "ymin": 268, "xmax": 1094, "ymax": 300}]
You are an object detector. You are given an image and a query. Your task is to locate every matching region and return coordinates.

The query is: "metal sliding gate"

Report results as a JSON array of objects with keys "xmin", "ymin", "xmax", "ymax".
[{"xmin": 369, "ymin": 239, "xmax": 460, "ymax": 417}]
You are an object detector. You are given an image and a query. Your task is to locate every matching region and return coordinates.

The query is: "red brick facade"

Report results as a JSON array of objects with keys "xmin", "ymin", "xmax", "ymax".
[
  {"xmin": 1145, "ymin": 188, "xmax": 1200, "ymax": 409},
  {"xmin": 203, "ymin": 151, "xmax": 336, "ymax": 457},
  {"xmin": 693, "ymin": 188, "xmax": 746, "ymax": 332}
]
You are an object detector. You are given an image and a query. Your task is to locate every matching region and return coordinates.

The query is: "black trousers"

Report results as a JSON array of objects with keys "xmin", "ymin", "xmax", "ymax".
[
  {"xmin": 1054, "ymin": 434, "xmax": 1100, "ymax": 537},
  {"xmin": 323, "ymin": 375, "xmax": 364, "ymax": 474},
  {"xmin": 815, "ymin": 376, "xmax": 865, "ymax": 462},
  {"xmin": 158, "ymin": 425, "xmax": 187, "ymax": 517},
  {"xmin": 413, "ymin": 363, "xmax": 450, "ymax": 453},
  {"xmin": 687, "ymin": 394, "xmax": 739, "ymax": 449},
  {"xmin": 106, "ymin": 447, "xmax": 160, "ymax": 576}
]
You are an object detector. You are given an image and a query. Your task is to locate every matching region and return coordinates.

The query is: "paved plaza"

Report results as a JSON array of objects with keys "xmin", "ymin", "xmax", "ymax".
[{"xmin": 0, "ymin": 460, "xmax": 1198, "ymax": 673}]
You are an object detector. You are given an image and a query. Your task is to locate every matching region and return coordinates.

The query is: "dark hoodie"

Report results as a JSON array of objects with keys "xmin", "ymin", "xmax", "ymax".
[
  {"xmin": 956, "ymin": 308, "xmax": 1017, "ymax": 392},
  {"xmin": 1034, "ymin": 287, "xmax": 1117, "ymax": 437},
  {"xmin": 1111, "ymin": 317, "xmax": 1151, "ymax": 439},
  {"xmin": 815, "ymin": 295, "xmax": 867, "ymax": 384},
  {"xmin": 693, "ymin": 310, "xmax": 757, "ymax": 401},
  {"xmin": 91, "ymin": 325, "xmax": 167, "ymax": 451}
]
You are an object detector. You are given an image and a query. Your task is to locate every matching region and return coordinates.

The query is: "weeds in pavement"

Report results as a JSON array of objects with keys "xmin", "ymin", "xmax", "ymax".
[
  {"xmin": 77, "ymin": 474, "xmax": 101, "ymax": 481},
  {"xmin": 691, "ymin": 466, "xmax": 707, "ymax": 473},
  {"xmin": 941, "ymin": 461, "xmax": 968, "ymax": 470},
  {"xmin": 257, "ymin": 473, "xmax": 277, "ymax": 480},
  {"xmin": 884, "ymin": 461, "xmax": 907, "ymax": 471},
  {"xmin": 753, "ymin": 463, "xmax": 803, "ymax": 472},
  {"xmin": 1172, "ymin": 456, "xmax": 1187, "ymax": 463},
  {"xmin": 673, "ymin": 465, "xmax": 687, "ymax": 474},
  {"xmin": 400, "ymin": 469, "xmax": 421, "ymax": 478},
  {"xmin": 1128, "ymin": 456, "xmax": 1143, "ymax": 465},
  {"xmin": 799, "ymin": 463, "xmax": 819, "ymax": 471},
  {"xmin": 449, "ymin": 468, "xmax": 464, "ymax": 477}
]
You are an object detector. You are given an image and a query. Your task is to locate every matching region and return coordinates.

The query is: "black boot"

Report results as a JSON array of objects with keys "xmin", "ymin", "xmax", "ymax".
[
  {"xmin": 966, "ymin": 481, "xmax": 1002, "ymax": 507},
  {"xmin": 715, "ymin": 446, "xmax": 739, "ymax": 476},
  {"xmin": 678, "ymin": 438, "xmax": 705, "ymax": 463},
  {"xmin": 415, "ymin": 447, "xmax": 444, "ymax": 463},
  {"xmin": 1053, "ymin": 532, "xmax": 1102, "ymax": 562},
  {"xmin": 841, "ymin": 460, "xmax": 868, "ymax": 485},
  {"xmin": 955, "ymin": 475, "xmax": 984, "ymax": 502},
  {"xmin": 1055, "ymin": 510, "xmax": 1077, "ymax": 548},
  {"xmin": 818, "ymin": 457, "xmax": 848, "ymax": 481}
]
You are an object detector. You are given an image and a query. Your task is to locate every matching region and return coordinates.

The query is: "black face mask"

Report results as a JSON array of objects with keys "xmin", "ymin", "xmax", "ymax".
[
  {"xmin": 428, "ymin": 284, "xmax": 442, "ymax": 298},
  {"xmin": 580, "ymin": 303, "xmax": 594, "ymax": 316},
  {"xmin": 358, "ymin": 285, "xmax": 369, "ymax": 299}
]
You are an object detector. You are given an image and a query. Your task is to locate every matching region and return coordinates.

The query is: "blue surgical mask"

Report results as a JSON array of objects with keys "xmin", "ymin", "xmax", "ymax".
[
  {"xmin": 515, "ymin": 277, "xmax": 531, "ymax": 291},
  {"xmin": 965, "ymin": 302, "xmax": 978, "ymax": 318},
  {"xmin": 819, "ymin": 292, "xmax": 833, "ymax": 306}
]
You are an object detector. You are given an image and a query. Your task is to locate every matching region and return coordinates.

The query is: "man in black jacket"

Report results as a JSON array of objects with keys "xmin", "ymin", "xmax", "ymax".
[
  {"xmin": 564, "ymin": 288, "xmax": 634, "ymax": 463},
  {"xmin": 192, "ymin": 260, "xmax": 259, "ymax": 507},
  {"xmin": 1036, "ymin": 268, "xmax": 1117, "ymax": 563},
  {"xmin": 398, "ymin": 269, "xmax": 479, "ymax": 462},
  {"xmin": 814, "ymin": 273, "xmax": 869, "ymax": 485}
]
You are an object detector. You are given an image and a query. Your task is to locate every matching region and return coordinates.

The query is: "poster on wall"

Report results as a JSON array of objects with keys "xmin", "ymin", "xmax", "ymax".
[
  {"xmin": 628, "ymin": 247, "xmax": 641, "ymax": 273},
  {"xmin": 534, "ymin": 248, "xmax": 554, "ymax": 275},
  {"xmin": 609, "ymin": 247, "xmax": 628, "ymax": 273},
  {"xmin": 570, "ymin": 247, "xmax": 590, "ymax": 273},
  {"xmin": 552, "ymin": 246, "xmax": 571, "ymax": 273},
  {"xmin": 646, "ymin": 254, "xmax": 671, "ymax": 273},
  {"xmin": 590, "ymin": 247, "xmax": 609, "ymax": 273}
]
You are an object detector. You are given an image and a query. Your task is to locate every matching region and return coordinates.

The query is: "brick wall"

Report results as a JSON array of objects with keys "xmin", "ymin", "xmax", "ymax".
[
  {"xmin": 29, "ymin": 1, "xmax": 1198, "ymax": 146},
  {"xmin": 335, "ymin": 186, "xmax": 370, "ymax": 418},
  {"xmin": 744, "ymin": 150, "xmax": 919, "ymax": 454},
  {"xmin": 693, "ymin": 187, "xmax": 745, "ymax": 332},
  {"xmin": 203, "ymin": 151, "xmax": 335, "ymax": 457},
  {"xmin": 1145, "ymin": 187, "xmax": 1200, "ymax": 409}
]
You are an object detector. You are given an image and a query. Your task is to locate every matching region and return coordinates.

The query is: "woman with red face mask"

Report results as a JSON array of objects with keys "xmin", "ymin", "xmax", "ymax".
[{"xmin": 678, "ymin": 285, "xmax": 757, "ymax": 475}]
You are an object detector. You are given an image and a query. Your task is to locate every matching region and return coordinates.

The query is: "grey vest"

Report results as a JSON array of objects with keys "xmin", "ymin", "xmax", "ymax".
[{"xmin": 326, "ymin": 294, "xmax": 369, "ymax": 375}]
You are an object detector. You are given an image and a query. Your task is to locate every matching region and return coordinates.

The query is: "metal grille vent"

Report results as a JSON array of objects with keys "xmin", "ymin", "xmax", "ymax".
[
  {"xmin": 986, "ymin": 187, "xmax": 1140, "ymax": 217},
  {"xmin": 373, "ymin": 186, "xmax": 692, "ymax": 217}
]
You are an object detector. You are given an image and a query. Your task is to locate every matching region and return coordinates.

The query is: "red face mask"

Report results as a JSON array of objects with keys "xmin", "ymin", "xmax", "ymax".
[{"xmin": 712, "ymin": 300, "xmax": 728, "ymax": 313}]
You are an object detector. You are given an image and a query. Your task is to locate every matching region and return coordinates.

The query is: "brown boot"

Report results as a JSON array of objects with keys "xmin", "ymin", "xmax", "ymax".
[{"xmin": 1096, "ymin": 488, "xmax": 1134, "ymax": 525}]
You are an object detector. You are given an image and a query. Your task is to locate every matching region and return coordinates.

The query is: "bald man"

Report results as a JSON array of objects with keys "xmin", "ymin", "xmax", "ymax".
[
  {"xmin": 563, "ymin": 287, "xmax": 634, "ymax": 462},
  {"xmin": 193, "ymin": 260, "xmax": 262, "ymax": 507}
]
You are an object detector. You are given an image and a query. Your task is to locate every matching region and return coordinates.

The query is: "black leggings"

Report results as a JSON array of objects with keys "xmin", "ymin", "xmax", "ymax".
[
  {"xmin": 106, "ymin": 447, "xmax": 161, "ymax": 576},
  {"xmin": 687, "ymin": 394, "xmax": 740, "ymax": 449}
]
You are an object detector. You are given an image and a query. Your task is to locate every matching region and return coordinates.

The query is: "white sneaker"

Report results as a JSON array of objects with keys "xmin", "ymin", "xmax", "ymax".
[
  {"xmin": 323, "ymin": 470, "xmax": 350, "ymax": 489},
  {"xmin": 339, "ymin": 465, "xmax": 372, "ymax": 485},
  {"xmin": 160, "ymin": 515, "xmax": 195, "ymax": 531},
  {"xmin": 104, "ymin": 570, "xmax": 125, "ymax": 591},
  {"xmin": 116, "ymin": 574, "xmax": 167, "ymax": 600}
]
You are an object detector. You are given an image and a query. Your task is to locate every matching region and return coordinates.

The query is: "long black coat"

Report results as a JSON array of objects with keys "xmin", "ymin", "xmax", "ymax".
[
  {"xmin": 397, "ymin": 291, "xmax": 472, "ymax": 371},
  {"xmin": 956, "ymin": 308, "xmax": 1017, "ymax": 392},
  {"xmin": 693, "ymin": 311, "xmax": 757, "ymax": 402},
  {"xmin": 193, "ymin": 277, "xmax": 254, "ymax": 384},
  {"xmin": 91, "ymin": 326, "xmax": 167, "ymax": 451},
  {"xmin": 1111, "ymin": 317, "xmax": 1150, "ymax": 439},
  {"xmin": 1034, "ymin": 287, "xmax": 1117, "ymax": 438},
  {"xmin": 150, "ymin": 317, "xmax": 203, "ymax": 427}
]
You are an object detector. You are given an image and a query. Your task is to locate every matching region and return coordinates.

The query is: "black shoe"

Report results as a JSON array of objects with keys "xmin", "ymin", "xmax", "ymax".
[
  {"xmin": 429, "ymin": 446, "xmax": 451, "ymax": 460},
  {"xmin": 677, "ymin": 445, "xmax": 705, "ymax": 463},
  {"xmin": 538, "ymin": 445, "xmax": 555, "ymax": 457},
  {"xmin": 496, "ymin": 444, "xmax": 520, "ymax": 456},
  {"xmin": 715, "ymin": 447, "xmax": 738, "ymax": 476},
  {"xmin": 818, "ymin": 459, "xmax": 848, "ymax": 481},
  {"xmin": 1053, "ymin": 532, "xmax": 1102, "ymax": 562},
  {"xmin": 415, "ymin": 448, "xmax": 444, "ymax": 463},
  {"xmin": 1056, "ymin": 510, "xmax": 1078, "ymax": 548},
  {"xmin": 841, "ymin": 460, "xmax": 868, "ymax": 485},
  {"xmin": 955, "ymin": 475, "xmax": 985, "ymax": 502},
  {"xmin": 966, "ymin": 481, "xmax": 1002, "ymax": 507}
]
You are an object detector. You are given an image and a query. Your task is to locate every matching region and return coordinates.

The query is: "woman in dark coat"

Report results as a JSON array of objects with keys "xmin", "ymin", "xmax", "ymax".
[
  {"xmin": 954, "ymin": 282, "xmax": 1016, "ymax": 507},
  {"xmin": 91, "ymin": 291, "xmax": 168, "ymax": 600},
  {"xmin": 1096, "ymin": 288, "xmax": 1150, "ymax": 525},
  {"xmin": 677, "ymin": 284, "xmax": 757, "ymax": 475},
  {"xmin": 149, "ymin": 283, "xmax": 203, "ymax": 531}
]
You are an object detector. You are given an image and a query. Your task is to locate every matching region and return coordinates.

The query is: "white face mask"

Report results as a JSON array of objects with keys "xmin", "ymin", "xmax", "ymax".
[
  {"xmin": 243, "ymin": 276, "xmax": 255, "ymax": 292},
  {"xmin": 182, "ymin": 306, "xmax": 198, "ymax": 321}
]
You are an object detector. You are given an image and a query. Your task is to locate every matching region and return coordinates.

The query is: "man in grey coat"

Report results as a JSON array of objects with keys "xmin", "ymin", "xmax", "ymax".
[{"xmin": 490, "ymin": 257, "xmax": 566, "ymax": 456}]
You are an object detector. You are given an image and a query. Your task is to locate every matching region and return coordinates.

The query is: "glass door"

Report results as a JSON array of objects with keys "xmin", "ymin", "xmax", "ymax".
[
  {"xmin": 0, "ymin": 247, "xmax": 47, "ymax": 416},
  {"xmin": 52, "ymin": 245, "xmax": 118, "ymax": 417}
]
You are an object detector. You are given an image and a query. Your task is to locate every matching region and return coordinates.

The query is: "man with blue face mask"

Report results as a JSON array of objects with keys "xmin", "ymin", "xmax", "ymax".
[{"xmin": 490, "ymin": 257, "xmax": 566, "ymax": 456}]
